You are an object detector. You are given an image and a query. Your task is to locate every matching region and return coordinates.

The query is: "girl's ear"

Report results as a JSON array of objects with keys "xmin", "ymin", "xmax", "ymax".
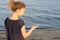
[{"xmin": 15, "ymin": 9, "xmax": 21, "ymax": 13}]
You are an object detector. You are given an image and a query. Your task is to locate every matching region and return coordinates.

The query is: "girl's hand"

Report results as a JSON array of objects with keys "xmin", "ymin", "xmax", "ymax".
[{"xmin": 32, "ymin": 24, "xmax": 39, "ymax": 30}]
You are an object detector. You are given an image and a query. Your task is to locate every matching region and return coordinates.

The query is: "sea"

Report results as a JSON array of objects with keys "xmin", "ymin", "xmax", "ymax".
[{"xmin": 0, "ymin": 0, "xmax": 60, "ymax": 30}]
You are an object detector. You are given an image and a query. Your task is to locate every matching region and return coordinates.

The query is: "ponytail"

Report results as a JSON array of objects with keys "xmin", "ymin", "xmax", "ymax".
[
  {"xmin": 7, "ymin": 0, "xmax": 15, "ymax": 9},
  {"xmin": 7, "ymin": 0, "xmax": 25, "ymax": 12}
]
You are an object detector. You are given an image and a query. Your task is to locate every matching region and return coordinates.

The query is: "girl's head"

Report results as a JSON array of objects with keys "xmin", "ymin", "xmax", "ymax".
[{"xmin": 7, "ymin": 0, "xmax": 25, "ymax": 16}]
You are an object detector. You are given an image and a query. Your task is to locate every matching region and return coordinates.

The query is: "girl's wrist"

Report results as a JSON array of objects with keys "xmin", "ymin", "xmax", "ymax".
[{"xmin": 31, "ymin": 28, "xmax": 35, "ymax": 31}]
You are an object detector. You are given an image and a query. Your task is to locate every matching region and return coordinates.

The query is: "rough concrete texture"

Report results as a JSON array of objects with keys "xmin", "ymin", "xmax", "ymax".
[{"xmin": 0, "ymin": 29, "xmax": 60, "ymax": 40}]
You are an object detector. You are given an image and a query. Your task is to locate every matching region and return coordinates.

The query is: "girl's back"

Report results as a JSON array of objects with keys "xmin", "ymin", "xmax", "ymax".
[{"xmin": 4, "ymin": 17, "xmax": 25, "ymax": 40}]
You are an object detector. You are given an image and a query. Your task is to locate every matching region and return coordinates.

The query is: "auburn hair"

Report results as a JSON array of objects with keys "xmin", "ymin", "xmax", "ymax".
[{"xmin": 7, "ymin": 0, "xmax": 25, "ymax": 12}]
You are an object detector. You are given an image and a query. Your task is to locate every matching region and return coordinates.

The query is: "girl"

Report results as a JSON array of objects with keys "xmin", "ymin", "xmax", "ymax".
[{"xmin": 4, "ymin": 0, "xmax": 39, "ymax": 40}]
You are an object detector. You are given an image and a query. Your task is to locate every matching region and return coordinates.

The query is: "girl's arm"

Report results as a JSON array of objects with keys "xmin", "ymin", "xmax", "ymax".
[{"xmin": 21, "ymin": 24, "xmax": 39, "ymax": 39}]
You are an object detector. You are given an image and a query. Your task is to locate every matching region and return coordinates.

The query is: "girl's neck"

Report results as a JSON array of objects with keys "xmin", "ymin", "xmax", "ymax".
[{"xmin": 9, "ymin": 13, "xmax": 19, "ymax": 20}]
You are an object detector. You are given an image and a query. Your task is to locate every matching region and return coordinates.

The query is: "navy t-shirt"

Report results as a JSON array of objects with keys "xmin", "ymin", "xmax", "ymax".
[{"xmin": 4, "ymin": 17, "xmax": 25, "ymax": 40}]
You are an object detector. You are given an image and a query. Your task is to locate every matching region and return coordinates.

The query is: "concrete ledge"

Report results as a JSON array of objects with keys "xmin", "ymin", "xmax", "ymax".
[{"xmin": 0, "ymin": 29, "xmax": 60, "ymax": 40}]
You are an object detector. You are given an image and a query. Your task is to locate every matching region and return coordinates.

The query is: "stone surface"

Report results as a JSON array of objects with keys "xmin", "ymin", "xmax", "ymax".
[{"xmin": 0, "ymin": 29, "xmax": 60, "ymax": 40}]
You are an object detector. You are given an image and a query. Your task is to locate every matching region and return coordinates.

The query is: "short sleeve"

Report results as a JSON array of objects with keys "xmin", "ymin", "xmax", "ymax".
[{"xmin": 18, "ymin": 20, "xmax": 25, "ymax": 29}]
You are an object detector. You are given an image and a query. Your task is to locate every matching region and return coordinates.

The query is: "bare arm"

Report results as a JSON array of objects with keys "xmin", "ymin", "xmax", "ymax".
[{"xmin": 21, "ymin": 24, "xmax": 39, "ymax": 39}]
